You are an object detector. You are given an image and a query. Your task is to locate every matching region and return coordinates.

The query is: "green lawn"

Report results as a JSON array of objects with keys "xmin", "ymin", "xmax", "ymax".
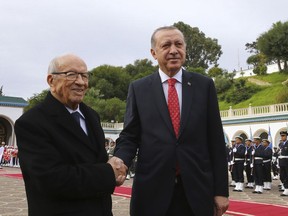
[{"xmin": 218, "ymin": 72, "xmax": 288, "ymax": 111}]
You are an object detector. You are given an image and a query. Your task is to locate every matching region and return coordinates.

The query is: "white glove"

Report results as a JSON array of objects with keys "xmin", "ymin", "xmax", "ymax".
[
  {"xmin": 244, "ymin": 162, "xmax": 247, "ymax": 166},
  {"xmin": 250, "ymin": 163, "xmax": 254, "ymax": 168},
  {"xmin": 233, "ymin": 148, "xmax": 237, "ymax": 153},
  {"xmin": 228, "ymin": 162, "xmax": 231, "ymax": 166},
  {"xmin": 230, "ymin": 161, "xmax": 234, "ymax": 165},
  {"xmin": 252, "ymin": 150, "xmax": 255, "ymax": 155}
]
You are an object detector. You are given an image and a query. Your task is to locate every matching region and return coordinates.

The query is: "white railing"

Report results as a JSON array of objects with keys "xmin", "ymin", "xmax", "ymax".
[
  {"xmin": 220, "ymin": 103, "xmax": 288, "ymax": 119},
  {"xmin": 101, "ymin": 103, "xmax": 288, "ymax": 127},
  {"xmin": 101, "ymin": 122, "xmax": 124, "ymax": 129}
]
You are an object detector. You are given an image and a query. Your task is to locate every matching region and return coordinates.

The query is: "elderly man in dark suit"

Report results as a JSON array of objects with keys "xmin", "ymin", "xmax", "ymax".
[
  {"xmin": 15, "ymin": 54, "xmax": 127, "ymax": 216},
  {"xmin": 113, "ymin": 26, "xmax": 229, "ymax": 216}
]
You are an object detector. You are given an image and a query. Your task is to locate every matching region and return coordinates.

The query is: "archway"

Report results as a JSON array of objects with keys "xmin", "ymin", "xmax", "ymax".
[{"xmin": 0, "ymin": 116, "xmax": 13, "ymax": 146}]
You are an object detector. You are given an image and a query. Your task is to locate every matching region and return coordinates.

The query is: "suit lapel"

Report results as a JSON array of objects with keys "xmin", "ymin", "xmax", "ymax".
[
  {"xmin": 80, "ymin": 104, "xmax": 104, "ymax": 152},
  {"xmin": 179, "ymin": 71, "xmax": 194, "ymax": 138},
  {"xmin": 151, "ymin": 72, "xmax": 175, "ymax": 136},
  {"xmin": 42, "ymin": 92, "xmax": 98, "ymax": 152}
]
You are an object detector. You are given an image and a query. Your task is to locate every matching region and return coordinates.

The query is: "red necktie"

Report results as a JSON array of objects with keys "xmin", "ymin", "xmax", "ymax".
[{"xmin": 168, "ymin": 78, "xmax": 180, "ymax": 138}]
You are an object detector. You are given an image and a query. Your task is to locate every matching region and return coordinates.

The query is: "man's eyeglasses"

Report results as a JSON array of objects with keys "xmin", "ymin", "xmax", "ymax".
[{"xmin": 51, "ymin": 71, "xmax": 90, "ymax": 81}]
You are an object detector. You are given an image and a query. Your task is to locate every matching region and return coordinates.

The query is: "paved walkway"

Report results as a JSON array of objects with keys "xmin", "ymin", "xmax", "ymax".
[{"xmin": 0, "ymin": 167, "xmax": 287, "ymax": 216}]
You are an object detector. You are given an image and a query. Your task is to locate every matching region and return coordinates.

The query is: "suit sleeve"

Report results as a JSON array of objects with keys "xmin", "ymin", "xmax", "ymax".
[
  {"xmin": 114, "ymin": 82, "xmax": 139, "ymax": 167},
  {"xmin": 207, "ymin": 79, "xmax": 229, "ymax": 197},
  {"xmin": 15, "ymin": 115, "xmax": 116, "ymax": 200}
]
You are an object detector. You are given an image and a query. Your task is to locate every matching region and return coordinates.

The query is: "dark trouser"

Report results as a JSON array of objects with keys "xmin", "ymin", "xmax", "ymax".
[
  {"xmin": 254, "ymin": 163, "xmax": 264, "ymax": 186},
  {"xmin": 280, "ymin": 166, "xmax": 288, "ymax": 188},
  {"xmin": 263, "ymin": 162, "xmax": 272, "ymax": 182},
  {"xmin": 272, "ymin": 163, "xmax": 279, "ymax": 176},
  {"xmin": 233, "ymin": 162, "xmax": 244, "ymax": 182},
  {"xmin": 165, "ymin": 176, "xmax": 195, "ymax": 216},
  {"xmin": 231, "ymin": 170, "xmax": 235, "ymax": 181},
  {"xmin": 245, "ymin": 161, "xmax": 254, "ymax": 183}
]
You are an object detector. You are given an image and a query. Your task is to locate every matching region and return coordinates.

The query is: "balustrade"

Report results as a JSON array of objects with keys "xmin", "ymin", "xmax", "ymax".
[{"xmin": 220, "ymin": 102, "xmax": 288, "ymax": 119}]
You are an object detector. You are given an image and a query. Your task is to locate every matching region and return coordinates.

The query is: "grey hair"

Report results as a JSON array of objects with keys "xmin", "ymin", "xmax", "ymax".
[
  {"xmin": 47, "ymin": 57, "xmax": 59, "ymax": 74},
  {"xmin": 150, "ymin": 26, "xmax": 185, "ymax": 48}
]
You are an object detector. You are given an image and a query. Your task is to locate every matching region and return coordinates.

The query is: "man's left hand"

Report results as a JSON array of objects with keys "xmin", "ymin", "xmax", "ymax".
[{"xmin": 214, "ymin": 196, "xmax": 229, "ymax": 216}]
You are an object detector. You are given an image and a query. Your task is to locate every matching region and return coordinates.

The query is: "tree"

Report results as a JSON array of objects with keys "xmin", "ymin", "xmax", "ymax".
[
  {"xmin": 245, "ymin": 41, "xmax": 259, "ymax": 54},
  {"xmin": 24, "ymin": 89, "xmax": 49, "ymax": 112},
  {"xmin": 246, "ymin": 53, "xmax": 268, "ymax": 75},
  {"xmin": 214, "ymin": 70, "xmax": 235, "ymax": 94},
  {"xmin": 207, "ymin": 67, "xmax": 223, "ymax": 78},
  {"xmin": 89, "ymin": 65, "xmax": 131, "ymax": 100},
  {"xmin": 125, "ymin": 59, "xmax": 156, "ymax": 78},
  {"xmin": 86, "ymin": 97, "xmax": 126, "ymax": 122},
  {"xmin": 257, "ymin": 21, "xmax": 288, "ymax": 72},
  {"xmin": 173, "ymin": 21, "xmax": 222, "ymax": 69},
  {"xmin": 225, "ymin": 79, "xmax": 259, "ymax": 104}
]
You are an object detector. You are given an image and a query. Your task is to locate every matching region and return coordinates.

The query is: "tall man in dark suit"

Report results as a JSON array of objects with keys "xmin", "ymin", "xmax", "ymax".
[
  {"xmin": 15, "ymin": 54, "xmax": 127, "ymax": 216},
  {"xmin": 113, "ymin": 26, "xmax": 229, "ymax": 216}
]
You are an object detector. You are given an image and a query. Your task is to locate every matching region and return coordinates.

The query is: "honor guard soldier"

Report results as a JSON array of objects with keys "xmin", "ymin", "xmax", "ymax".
[
  {"xmin": 229, "ymin": 139, "xmax": 236, "ymax": 187},
  {"xmin": 262, "ymin": 139, "xmax": 272, "ymax": 190},
  {"xmin": 232, "ymin": 136, "xmax": 246, "ymax": 192},
  {"xmin": 244, "ymin": 139, "xmax": 254, "ymax": 189},
  {"xmin": 252, "ymin": 137, "xmax": 265, "ymax": 194},
  {"xmin": 279, "ymin": 131, "xmax": 288, "ymax": 196}
]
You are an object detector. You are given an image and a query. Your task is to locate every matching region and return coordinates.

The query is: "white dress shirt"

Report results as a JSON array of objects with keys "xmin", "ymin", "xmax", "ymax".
[{"xmin": 66, "ymin": 106, "xmax": 88, "ymax": 135}]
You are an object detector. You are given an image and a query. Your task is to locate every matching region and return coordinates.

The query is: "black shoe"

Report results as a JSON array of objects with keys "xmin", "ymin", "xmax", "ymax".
[
  {"xmin": 252, "ymin": 191, "xmax": 258, "ymax": 193},
  {"xmin": 279, "ymin": 189, "xmax": 284, "ymax": 192},
  {"xmin": 257, "ymin": 191, "xmax": 263, "ymax": 194},
  {"xmin": 280, "ymin": 194, "xmax": 288, "ymax": 196}
]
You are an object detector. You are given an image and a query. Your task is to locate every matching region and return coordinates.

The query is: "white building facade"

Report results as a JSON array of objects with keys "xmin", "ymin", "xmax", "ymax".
[{"xmin": 0, "ymin": 96, "xmax": 28, "ymax": 146}]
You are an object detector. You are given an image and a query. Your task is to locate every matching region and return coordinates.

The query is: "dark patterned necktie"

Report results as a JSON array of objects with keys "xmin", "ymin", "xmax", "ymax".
[{"xmin": 71, "ymin": 112, "xmax": 81, "ymax": 126}]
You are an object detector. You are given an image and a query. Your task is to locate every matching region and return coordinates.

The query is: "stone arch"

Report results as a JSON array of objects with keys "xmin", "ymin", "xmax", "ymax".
[
  {"xmin": 0, "ymin": 114, "xmax": 15, "ymax": 146},
  {"xmin": 253, "ymin": 129, "xmax": 268, "ymax": 140},
  {"xmin": 233, "ymin": 130, "xmax": 248, "ymax": 143}
]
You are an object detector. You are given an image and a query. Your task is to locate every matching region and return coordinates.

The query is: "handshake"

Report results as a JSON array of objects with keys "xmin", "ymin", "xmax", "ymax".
[{"xmin": 107, "ymin": 156, "xmax": 128, "ymax": 186}]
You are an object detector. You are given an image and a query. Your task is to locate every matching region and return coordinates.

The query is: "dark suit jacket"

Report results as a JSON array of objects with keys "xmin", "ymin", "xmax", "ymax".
[
  {"xmin": 15, "ymin": 92, "xmax": 115, "ymax": 216},
  {"xmin": 114, "ymin": 70, "xmax": 229, "ymax": 216}
]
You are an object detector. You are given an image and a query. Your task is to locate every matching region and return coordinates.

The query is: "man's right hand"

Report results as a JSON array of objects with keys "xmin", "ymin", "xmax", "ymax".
[{"xmin": 107, "ymin": 156, "xmax": 128, "ymax": 186}]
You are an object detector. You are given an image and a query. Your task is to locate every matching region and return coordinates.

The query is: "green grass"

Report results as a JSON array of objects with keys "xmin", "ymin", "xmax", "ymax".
[
  {"xmin": 253, "ymin": 72, "xmax": 287, "ymax": 83},
  {"xmin": 218, "ymin": 72, "xmax": 288, "ymax": 110}
]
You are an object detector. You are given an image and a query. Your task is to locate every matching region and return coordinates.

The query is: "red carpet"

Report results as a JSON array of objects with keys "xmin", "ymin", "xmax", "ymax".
[
  {"xmin": 1, "ymin": 173, "xmax": 287, "ymax": 215},
  {"xmin": 114, "ymin": 187, "xmax": 288, "ymax": 216},
  {"xmin": 226, "ymin": 200, "xmax": 288, "ymax": 216},
  {"xmin": 0, "ymin": 173, "xmax": 23, "ymax": 179}
]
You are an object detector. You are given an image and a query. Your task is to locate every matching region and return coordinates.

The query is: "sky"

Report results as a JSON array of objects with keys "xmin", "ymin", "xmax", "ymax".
[{"xmin": 1, "ymin": 0, "xmax": 288, "ymax": 99}]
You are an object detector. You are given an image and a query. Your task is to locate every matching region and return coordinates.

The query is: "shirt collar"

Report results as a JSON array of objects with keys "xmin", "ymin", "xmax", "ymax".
[
  {"xmin": 158, "ymin": 68, "xmax": 182, "ymax": 84},
  {"xmin": 66, "ymin": 106, "xmax": 85, "ymax": 119}
]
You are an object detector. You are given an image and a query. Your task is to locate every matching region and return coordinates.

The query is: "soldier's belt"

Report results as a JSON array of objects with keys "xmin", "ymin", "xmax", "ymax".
[
  {"xmin": 263, "ymin": 159, "xmax": 271, "ymax": 163},
  {"xmin": 234, "ymin": 158, "xmax": 245, "ymax": 161},
  {"xmin": 254, "ymin": 157, "xmax": 263, "ymax": 160},
  {"xmin": 246, "ymin": 159, "xmax": 250, "ymax": 161},
  {"xmin": 279, "ymin": 155, "xmax": 288, "ymax": 159}
]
